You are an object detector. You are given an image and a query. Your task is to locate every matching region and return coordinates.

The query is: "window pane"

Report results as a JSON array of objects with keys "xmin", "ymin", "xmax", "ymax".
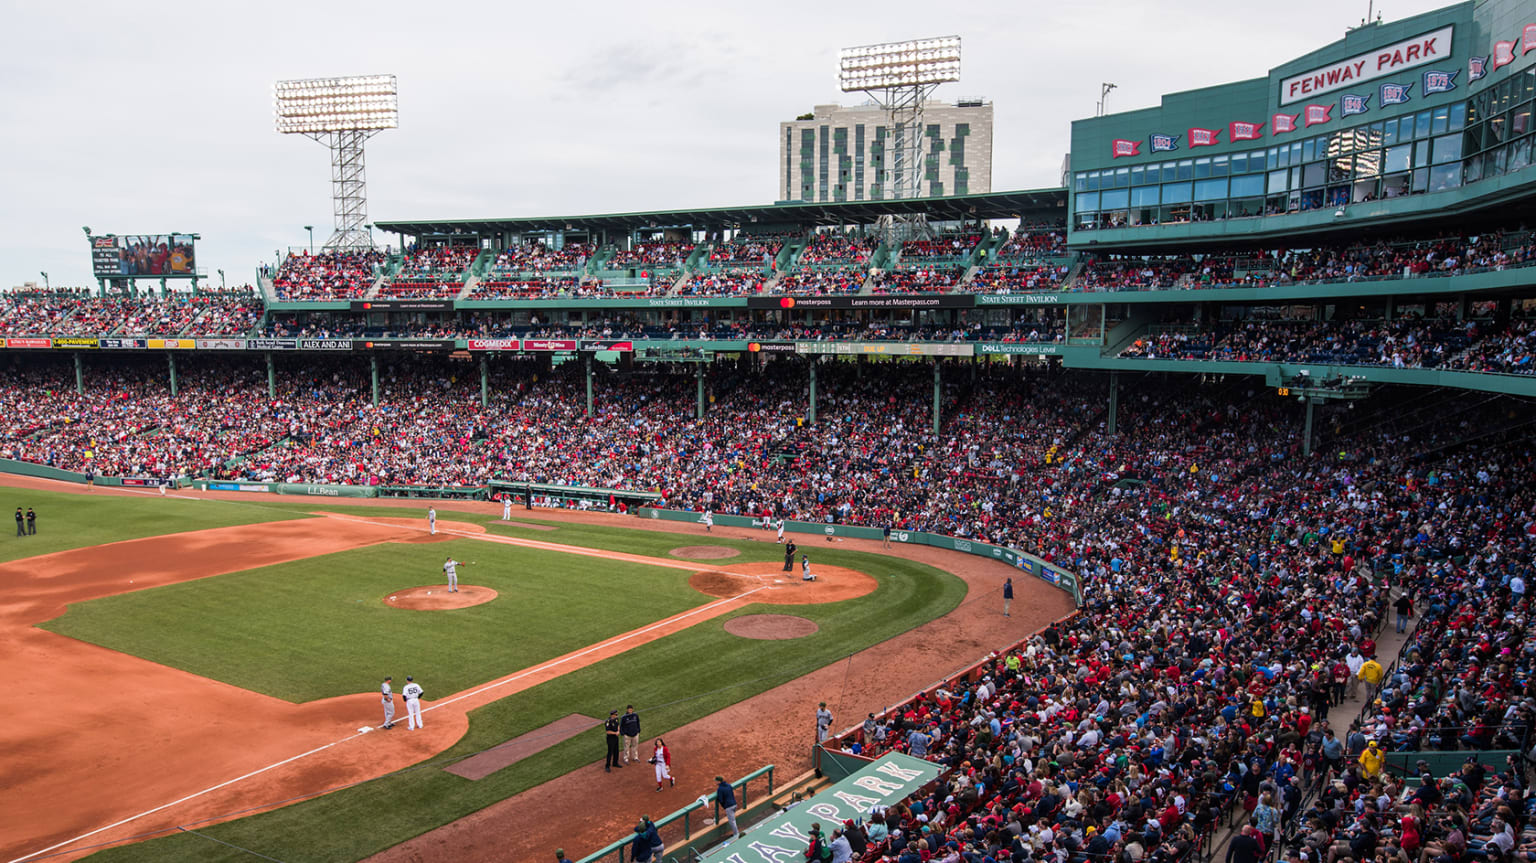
[
  {"xmin": 1431, "ymin": 134, "xmax": 1463, "ymax": 164},
  {"xmin": 1076, "ymin": 191, "xmax": 1100, "ymax": 211},
  {"xmin": 1213, "ymin": 156, "xmax": 1230, "ymax": 176},
  {"xmin": 1431, "ymin": 107, "xmax": 1449, "ymax": 135},
  {"xmin": 1130, "ymin": 167, "xmax": 1145, "ymax": 185},
  {"xmin": 1176, "ymin": 160, "xmax": 1194, "ymax": 180},
  {"xmin": 1429, "ymin": 163, "xmax": 1461, "ymax": 190},
  {"xmin": 1383, "ymin": 118, "xmax": 1399, "ymax": 146},
  {"xmin": 1231, "ymin": 174, "xmax": 1265, "ymax": 197},
  {"xmin": 1267, "ymin": 147, "xmax": 1279, "ymax": 170},
  {"xmin": 1268, "ymin": 169, "xmax": 1289, "ymax": 194},
  {"xmin": 1162, "ymin": 161, "xmax": 1179, "ymax": 182},
  {"xmin": 1194, "ymin": 158, "xmax": 1211, "ymax": 179},
  {"xmin": 1303, "ymin": 161, "xmax": 1327, "ymax": 187},
  {"xmin": 1384, "ymin": 144, "xmax": 1412, "ymax": 173},
  {"xmin": 1100, "ymin": 189, "xmax": 1130, "ymax": 209},
  {"xmin": 1162, "ymin": 182, "xmax": 1192, "ymax": 204},
  {"xmin": 1230, "ymin": 153, "xmax": 1247, "ymax": 173},
  {"xmin": 1415, "ymin": 111, "xmax": 1431, "ymax": 137},
  {"xmin": 1131, "ymin": 186, "xmax": 1160, "ymax": 207},
  {"xmin": 1114, "ymin": 167, "xmax": 1130, "ymax": 187},
  {"xmin": 1415, "ymin": 140, "xmax": 1432, "ymax": 168},
  {"xmin": 1449, "ymin": 102, "xmax": 1467, "ymax": 131},
  {"xmin": 1087, "ymin": 172, "xmax": 1101, "ymax": 191},
  {"xmin": 1193, "ymin": 178, "xmax": 1228, "ymax": 200}
]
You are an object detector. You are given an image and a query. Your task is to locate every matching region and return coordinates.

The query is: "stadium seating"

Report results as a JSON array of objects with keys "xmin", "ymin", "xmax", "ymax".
[{"xmin": 271, "ymin": 251, "xmax": 386, "ymax": 300}]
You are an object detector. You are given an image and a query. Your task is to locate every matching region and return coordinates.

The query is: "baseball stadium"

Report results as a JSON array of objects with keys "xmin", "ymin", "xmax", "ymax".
[{"xmin": 4, "ymin": 3, "xmax": 1536, "ymax": 863}]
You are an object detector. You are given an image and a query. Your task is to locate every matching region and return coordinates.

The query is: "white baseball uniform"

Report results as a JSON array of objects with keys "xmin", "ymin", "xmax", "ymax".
[
  {"xmin": 381, "ymin": 680, "xmax": 395, "ymax": 727},
  {"xmin": 701, "ymin": 511, "xmax": 713, "ymax": 531},
  {"xmin": 427, "ymin": 507, "xmax": 437, "ymax": 535},
  {"xmin": 444, "ymin": 558, "xmax": 459, "ymax": 592},
  {"xmin": 502, "ymin": 497, "xmax": 512, "ymax": 520},
  {"xmin": 776, "ymin": 520, "xmax": 785, "ymax": 542},
  {"xmin": 652, "ymin": 742, "xmax": 673, "ymax": 786},
  {"xmin": 403, "ymin": 681, "xmax": 424, "ymax": 729}
]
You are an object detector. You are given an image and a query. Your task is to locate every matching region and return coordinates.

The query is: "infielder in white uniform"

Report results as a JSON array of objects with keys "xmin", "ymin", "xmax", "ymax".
[
  {"xmin": 381, "ymin": 676, "xmax": 396, "ymax": 729},
  {"xmin": 775, "ymin": 519, "xmax": 785, "ymax": 543},
  {"xmin": 700, "ymin": 510, "xmax": 713, "ymax": 532},
  {"xmin": 427, "ymin": 506, "xmax": 437, "ymax": 535},
  {"xmin": 443, "ymin": 557, "xmax": 467, "ymax": 592},
  {"xmin": 403, "ymin": 676, "xmax": 424, "ymax": 729},
  {"xmin": 502, "ymin": 495, "xmax": 512, "ymax": 521}
]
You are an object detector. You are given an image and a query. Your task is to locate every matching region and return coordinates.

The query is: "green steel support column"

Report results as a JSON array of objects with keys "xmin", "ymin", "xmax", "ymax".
[
  {"xmin": 168, "ymin": 353, "xmax": 178, "ymax": 396},
  {"xmin": 1107, "ymin": 371, "xmax": 1119, "ymax": 436},
  {"xmin": 932, "ymin": 360, "xmax": 941, "ymax": 437},
  {"xmin": 696, "ymin": 363, "xmax": 705, "ymax": 420},
  {"xmin": 585, "ymin": 356, "xmax": 594, "ymax": 418},
  {"xmin": 266, "ymin": 352, "xmax": 275, "ymax": 398},
  {"xmin": 808, "ymin": 360, "xmax": 817, "ymax": 425},
  {"xmin": 1303, "ymin": 397, "xmax": 1315, "ymax": 457},
  {"xmin": 370, "ymin": 355, "xmax": 379, "ymax": 407},
  {"xmin": 480, "ymin": 356, "xmax": 489, "ymax": 409},
  {"xmin": 74, "ymin": 353, "xmax": 83, "ymax": 394}
]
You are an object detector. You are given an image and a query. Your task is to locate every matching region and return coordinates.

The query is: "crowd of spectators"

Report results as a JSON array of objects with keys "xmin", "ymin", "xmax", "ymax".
[
  {"xmin": 272, "ymin": 251, "xmax": 387, "ymax": 300},
  {"xmin": 799, "ymin": 234, "xmax": 879, "ymax": 266},
  {"xmin": 608, "ymin": 242, "xmax": 693, "ymax": 270},
  {"xmin": 1120, "ymin": 315, "xmax": 1534, "ymax": 374},
  {"xmin": 682, "ymin": 272, "xmax": 765, "ymax": 296},
  {"xmin": 872, "ymin": 268, "xmax": 966, "ymax": 293},
  {"xmin": 470, "ymin": 277, "xmax": 586, "ymax": 300},
  {"xmin": 1076, "ymin": 232, "xmax": 1536, "ymax": 293},
  {"xmin": 901, "ymin": 234, "xmax": 983, "ymax": 261},
  {"xmin": 973, "ymin": 265, "xmax": 1069, "ymax": 294},
  {"xmin": 996, "ymin": 227, "xmax": 1069, "ymax": 259},
  {"xmin": 488, "ymin": 242, "xmax": 593, "ymax": 274},
  {"xmin": 708, "ymin": 235, "xmax": 787, "ymax": 266},
  {"xmin": 0, "ymin": 290, "xmax": 264, "ymax": 337},
  {"xmin": 774, "ymin": 269, "xmax": 868, "ymax": 295}
]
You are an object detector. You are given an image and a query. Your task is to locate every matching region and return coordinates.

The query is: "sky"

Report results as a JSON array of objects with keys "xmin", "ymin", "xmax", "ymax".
[{"xmin": 0, "ymin": 0, "xmax": 1453, "ymax": 289}]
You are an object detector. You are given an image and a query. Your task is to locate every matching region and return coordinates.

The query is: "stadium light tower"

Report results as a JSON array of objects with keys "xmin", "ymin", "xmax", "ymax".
[
  {"xmin": 839, "ymin": 37, "xmax": 961, "ymax": 201},
  {"xmin": 274, "ymin": 75, "xmax": 398, "ymax": 252}
]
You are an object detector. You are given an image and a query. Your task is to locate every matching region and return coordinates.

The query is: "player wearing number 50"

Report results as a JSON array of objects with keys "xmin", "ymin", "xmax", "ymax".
[
  {"xmin": 402, "ymin": 676, "xmax": 424, "ymax": 730},
  {"xmin": 443, "ymin": 557, "xmax": 468, "ymax": 593}
]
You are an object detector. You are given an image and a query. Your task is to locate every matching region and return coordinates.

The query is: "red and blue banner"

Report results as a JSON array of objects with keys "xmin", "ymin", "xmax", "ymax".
[
  {"xmin": 1304, "ymin": 104, "xmax": 1333, "ymax": 126},
  {"xmin": 1272, "ymin": 113, "xmax": 1299, "ymax": 135},
  {"xmin": 1228, "ymin": 121, "xmax": 1264, "ymax": 141},
  {"xmin": 1379, "ymin": 82, "xmax": 1412, "ymax": 106},
  {"xmin": 1187, "ymin": 127, "xmax": 1220, "ymax": 147},
  {"xmin": 1111, "ymin": 139, "xmax": 1141, "ymax": 158}
]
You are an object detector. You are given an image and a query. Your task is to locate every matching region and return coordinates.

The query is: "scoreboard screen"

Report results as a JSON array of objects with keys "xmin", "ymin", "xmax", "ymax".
[{"xmin": 89, "ymin": 234, "xmax": 197, "ymax": 278}]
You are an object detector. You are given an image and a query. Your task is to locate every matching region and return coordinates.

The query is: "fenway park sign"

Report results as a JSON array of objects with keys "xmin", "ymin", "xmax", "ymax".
[{"xmin": 1280, "ymin": 25, "xmax": 1453, "ymax": 104}]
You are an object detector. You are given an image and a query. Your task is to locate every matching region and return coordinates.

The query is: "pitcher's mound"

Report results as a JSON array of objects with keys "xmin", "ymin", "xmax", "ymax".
[
  {"xmin": 671, "ymin": 545, "xmax": 741, "ymax": 560},
  {"xmin": 385, "ymin": 585, "xmax": 498, "ymax": 610},
  {"xmin": 725, "ymin": 614, "xmax": 819, "ymax": 640},
  {"xmin": 689, "ymin": 562, "xmax": 877, "ymax": 604}
]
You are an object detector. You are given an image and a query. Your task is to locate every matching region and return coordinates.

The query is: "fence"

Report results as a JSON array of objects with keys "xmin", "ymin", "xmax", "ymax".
[{"xmin": 577, "ymin": 765, "xmax": 776, "ymax": 863}]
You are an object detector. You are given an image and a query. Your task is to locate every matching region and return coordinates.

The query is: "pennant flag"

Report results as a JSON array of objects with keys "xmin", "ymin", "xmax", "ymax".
[
  {"xmin": 1112, "ymin": 139, "xmax": 1141, "ymax": 158},
  {"xmin": 1149, "ymin": 134, "xmax": 1180, "ymax": 152},
  {"xmin": 1304, "ymin": 104, "xmax": 1333, "ymax": 126},
  {"xmin": 1187, "ymin": 127, "xmax": 1221, "ymax": 147},
  {"xmin": 1422, "ymin": 69, "xmax": 1458, "ymax": 94},
  {"xmin": 1379, "ymin": 82, "xmax": 1413, "ymax": 106},
  {"xmin": 1341, "ymin": 93, "xmax": 1371, "ymax": 116},
  {"xmin": 1469, "ymin": 56, "xmax": 1488, "ymax": 81},
  {"xmin": 1228, "ymin": 121, "xmax": 1265, "ymax": 141},
  {"xmin": 1272, "ymin": 113, "xmax": 1299, "ymax": 135},
  {"xmin": 1494, "ymin": 40, "xmax": 1517, "ymax": 70},
  {"xmin": 1525, "ymin": 23, "xmax": 1536, "ymax": 54}
]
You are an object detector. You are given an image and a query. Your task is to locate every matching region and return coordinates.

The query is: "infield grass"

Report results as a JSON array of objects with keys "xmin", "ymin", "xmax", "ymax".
[
  {"xmin": 43, "ymin": 538, "xmax": 710, "ymax": 702},
  {"xmin": 77, "ymin": 518, "xmax": 967, "ymax": 863}
]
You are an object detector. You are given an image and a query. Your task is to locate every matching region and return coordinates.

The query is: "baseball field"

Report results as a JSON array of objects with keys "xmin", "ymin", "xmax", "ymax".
[{"xmin": 0, "ymin": 476, "xmax": 1073, "ymax": 863}]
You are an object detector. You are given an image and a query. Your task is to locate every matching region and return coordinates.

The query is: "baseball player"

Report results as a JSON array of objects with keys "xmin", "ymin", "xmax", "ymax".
[
  {"xmin": 427, "ymin": 506, "xmax": 437, "ymax": 535},
  {"xmin": 650, "ymin": 738, "xmax": 673, "ymax": 790},
  {"xmin": 700, "ymin": 510, "xmax": 713, "ymax": 532},
  {"xmin": 775, "ymin": 519, "xmax": 785, "ymax": 543},
  {"xmin": 443, "ymin": 556, "xmax": 468, "ymax": 593},
  {"xmin": 381, "ymin": 676, "xmax": 396, "ymax": 729},
  {"xmin": 802, "ymin": 554, "xmax": 816, "ymax": 581},
  {"xmin": 815, "ymin": 702, "xmax": 834, "ymax": 743},
  {"xmin": 403, "ymin": 676, "xmax": 424, "ymax": 729},
  {"xmin": 502, "ymin": 495, "xmax": 512, "ymax": 521}
]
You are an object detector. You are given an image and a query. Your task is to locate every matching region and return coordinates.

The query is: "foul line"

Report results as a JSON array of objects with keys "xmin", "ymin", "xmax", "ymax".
[
  {"xmin": 7, "ymin": 574, "xmax": 765, "ymax": 863},
  {"xmin": 319, "ymin": 513, "xmax": 711, "ymax": 573}
]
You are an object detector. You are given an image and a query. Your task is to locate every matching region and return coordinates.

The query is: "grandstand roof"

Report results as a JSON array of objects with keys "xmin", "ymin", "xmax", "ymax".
[{"xmin": 373, "ymin": 189, "xmax": 1067, "ymax": 236}]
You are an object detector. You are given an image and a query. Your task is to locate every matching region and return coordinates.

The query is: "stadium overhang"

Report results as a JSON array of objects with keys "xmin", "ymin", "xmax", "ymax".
[{"xmin": 373, "ymin": 189, "xmax": 1066, "ymax": 238}]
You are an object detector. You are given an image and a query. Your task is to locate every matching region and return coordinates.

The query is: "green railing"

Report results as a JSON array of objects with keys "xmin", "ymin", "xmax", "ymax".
[{"xmin": 577, "ymin": 765, "xmax": 776, "ymax": 863}]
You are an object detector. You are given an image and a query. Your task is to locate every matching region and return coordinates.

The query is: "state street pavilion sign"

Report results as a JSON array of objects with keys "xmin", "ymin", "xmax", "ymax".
[{"xmin": 698, "ymin": 753, "xmax": 942, "ymax": 863}]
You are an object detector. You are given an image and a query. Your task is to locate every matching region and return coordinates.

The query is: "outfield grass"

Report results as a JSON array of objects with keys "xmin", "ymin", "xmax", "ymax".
[
  {"xmin": 80, "ymin": 520, "xmax": 967, "ymax": 863},
  {"xmin": 0, "ymin": 487, "xmax": 307, "ymax": 563},
  {"xmin": 43, "ymin": 538, "xmax": 712, "ymax": 702}
]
